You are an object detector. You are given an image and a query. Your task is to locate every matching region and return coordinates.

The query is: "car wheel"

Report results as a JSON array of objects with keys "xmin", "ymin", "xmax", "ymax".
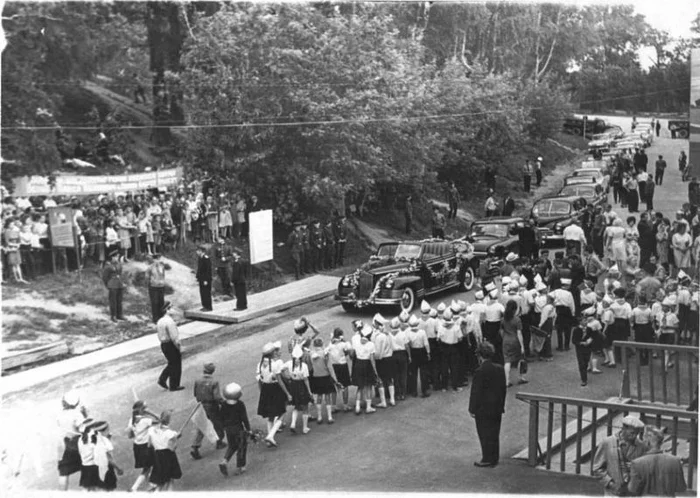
[
  {"xmin": 460, "ymin": 266, "xmax": 475, "ymax": 291},
  {"xmin": 400, "ymin": 287, "xmax": 416, "ymax": 312},
  {"xmin": 341, "ymin": 303, "xmax": 357, "ymax": 313}
]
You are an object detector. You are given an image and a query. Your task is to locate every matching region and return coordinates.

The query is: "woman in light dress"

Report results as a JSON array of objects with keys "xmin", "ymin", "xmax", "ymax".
[
  {"xmin": 605, "ymin": 218, "xmax": 627, "ymax": 272},
  {"xmin": 656, "ymin": 218, "xmax": 670, "ymax": 267},
  {"xmin": 672, "ymin": 223, "xmax": 692, "ymax": 276}
]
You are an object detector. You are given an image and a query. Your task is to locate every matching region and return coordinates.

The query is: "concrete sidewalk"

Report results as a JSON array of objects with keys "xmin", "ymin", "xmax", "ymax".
[{"xmin": 0, "ymin": 274, "xmax": 338, "ymax": 396}]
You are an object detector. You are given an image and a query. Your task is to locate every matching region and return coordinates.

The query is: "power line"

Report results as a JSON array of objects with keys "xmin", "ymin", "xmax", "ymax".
[{"xmin": 2, "ymin": 86, "xmax": 689, "ymax": 132}]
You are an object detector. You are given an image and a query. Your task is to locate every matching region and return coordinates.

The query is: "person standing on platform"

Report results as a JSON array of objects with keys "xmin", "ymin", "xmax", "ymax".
[
  {"xmin": 628, "ymin": 426, "xmax": 687, "ymax": 497},
  {"xmin": 146, "ymin": 253, "xmax": 166, "ymax": 323},
  {"xmin": 655, "ymin": 155, "xmax": 667, "ymax": 186},
  {"xmin": 323, "ymin": 218, "xmax": 336, "ymax": 270},
  {"xmin": 231, "ymin": 250, "xmax": 248, "ymax": 311},
  {"xmin": 214, "ymin": 238, "xmax": 233, "ymax": 298},
  {"xmin": 333, "ymin": 214, "xmax": 347, "ymax": 266},
  {"xmin": 593, "ymin": 416, "xmax": 648, "ymax": 496},
  {"xmin": 469, "ymin": 342, "xmax": 507, "ymax": 468},
  {"xmin": 535, "ymin": 156, "xmax": 543, "ymax": 187},
  {"xmin": 190, "ymin": 363, "xmax": 227, "ymax": 461},
  {"xmin": 156, "ymin": 302, "xmax": 184, "ymax": 392},
  {"xmin": 309, "ymin": 219, "xmax": 323, "ymax": 272},
  {"xmin": 523, "ymin": 160, "xmax": 533, "ymax": 193},
  {"xmin": 196, "ymin": 245, "xmax": 212, "ymax": 312},
  {"xmin": 103, "ymin": 250, "xmax": 125, "ymax": 322},
  {"xmin": 284, "ymin": 222, "xmax": 303, "ymax": 280}
]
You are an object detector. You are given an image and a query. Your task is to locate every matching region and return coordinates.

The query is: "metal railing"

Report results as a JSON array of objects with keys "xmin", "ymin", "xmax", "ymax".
[
  {"xmin": 516, "ymin": 392, "xmax": 698, "ymax": 489},
  {"xmin": 617, "ymin": 341, "xmax": 699, "ymax": 407}
]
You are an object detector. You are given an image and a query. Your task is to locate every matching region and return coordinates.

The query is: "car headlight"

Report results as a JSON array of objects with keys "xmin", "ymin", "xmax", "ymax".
[
  {"xmin": 342, "ymin": 277, "xmax": 350, "ymax": 286},
  {"xmin": 488, "ymin": 246, "xmax": 495, "ymax": 254},
  {"xmin": 384, "ymin": 279, "xmax": 394, "ymax": 289},
  {"xmin": 554, "ymin": 223, "xmax": 563, "ymax": 233}
]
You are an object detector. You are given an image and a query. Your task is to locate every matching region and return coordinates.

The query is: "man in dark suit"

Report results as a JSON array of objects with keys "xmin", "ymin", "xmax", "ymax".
[
  {"xmin": 231, "ymin": 249, "xmax": 248, "ymax": 311},
  {"xmin": 469, "ymin": 342, "xmax": 507, "ymax": 468},
  {"xmin": 502, "ymin": 194, "xmax": 515, "ymax": 217},
  {"xmin": 103, "ymin": 250, "xmax": 125, "ymax": 322},
  {"xmin": 214, "ymin": 238, "xmax": 233, "ymax": 297},
  {"xmin": 196, "ymin": 245, "xmax": 213, "ymax": 311}
]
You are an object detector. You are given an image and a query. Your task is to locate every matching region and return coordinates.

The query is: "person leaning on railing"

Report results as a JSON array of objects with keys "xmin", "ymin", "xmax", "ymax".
[{"xmin": 592, "ymin": 416, "xmax": 648, "ymax": 496}]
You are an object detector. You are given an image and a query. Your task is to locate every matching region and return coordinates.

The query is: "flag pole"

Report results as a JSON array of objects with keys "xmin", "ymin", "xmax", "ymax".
[{"xmin": 178, "ymin": 403, "xmax": 201, "ymax": 433}]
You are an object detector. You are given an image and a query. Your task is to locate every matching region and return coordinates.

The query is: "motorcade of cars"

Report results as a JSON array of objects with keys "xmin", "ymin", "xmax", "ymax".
[{"xmin": 557, "ymin": 183, "xmax": 607, "ymax": 208}]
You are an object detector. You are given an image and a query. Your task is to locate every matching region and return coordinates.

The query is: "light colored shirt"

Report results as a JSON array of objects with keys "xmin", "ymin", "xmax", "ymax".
[
  {"xmin": 420, "ymin": 316, "xmax": 438, "ymax": 339},
  {"xmin": 57, "ymin": 407, "xmax": 85, "ymax": 438},
  {"xmin": 437, "ymin": 322, "xmax": 462, "ymax": 344},
  {"xmin": 610, "ymin": 300, "xmax": 632, "ymax": 320},
  {"xmin": 128, "ymin": 416, "xmax": 153, "ymax": 445},
  {"xmin": 326, "ymin": 340, "xmax": 351, "ymax": 365},
  {"xmin": 390, "ymin": 330, "xmax": 409, "ymax": 352},
  {"xmin": 539, "ymin": 304, "xmax": 556, "ymax": 327},
  {"xmin": 631, "ymin": 307, "xmax": 653, "ymax": 325},
  {"xmin": 484, "ymin": 301, "xmax": 505, "ymax": 322},
  {"xmin": 284, "ymin": 360, "xmax": 310, "ymax": 380},
  {"xmin": 256, "ymin": 358, "xmax": 283, "ymax": 383},
  {"xmin": 563, "ymin": 224, "xmax": 586, "ymax": 243},
  {"xmin": 407, "ymin": 328, "xmax": 429, "ymax": 349},
  {"xmin": 655, "ymin": 312, "xmax": 679, "ymax": 334},
  {"xmin": 372, "ymin": 331, "xmax": 394, "ymax": 359},
  {"xmin": 148, "ymin": 425, "xmax": 178, "ymax": 451},
  {"xmin": 534, "ymin": 294, "xmax": 548, "ymax": 314},
  {"xmin": 156, "ymin": 314, "xmax": 179, "ymax": 345},
  {"xmin": 354, "ymin": 338, "xmax": 376, "ymax": 360},
  {"xmin": 550, "ymin": 288, "xmax": 575, "ymax": 315}
]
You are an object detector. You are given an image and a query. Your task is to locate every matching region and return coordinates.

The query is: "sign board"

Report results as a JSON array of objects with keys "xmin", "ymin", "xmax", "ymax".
[
  {"xmin": 47, "ymin": 206, "xmax": 75, "ymax": 248},
  {"xmin": 248, "ymin": 210, "xmax": 274, "ymax": 264},
  {"xmin": 12, "ymin": 167, "xmax": 183, "ymax": 196}
]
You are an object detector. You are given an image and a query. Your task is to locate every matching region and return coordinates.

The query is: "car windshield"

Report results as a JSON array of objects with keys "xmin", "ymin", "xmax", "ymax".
[
  {"xmin": 470, "ymin": 223, "xmax": 509, "ymax": 238},
  {"xmin": 533, "ymin": 200, "xmax": 571, "ymax": 217},
  {"xmin": 377, "ymin": 243, "xmax": 421, "ymax": 260},
  {"xmin": 560, "ymin": 186, "xmax": 594, "ymax": 199},
  {"xmin": 574, "ymin": 170, "xmax": 599, "ymax": 178}
]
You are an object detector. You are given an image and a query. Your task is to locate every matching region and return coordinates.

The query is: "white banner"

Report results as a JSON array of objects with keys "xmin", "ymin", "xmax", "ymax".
[
  {"xmin": 249, "ymin": 210, "xmax": 274, "ymax": 264},
  {"xmin": 12, "ymin": 167, "xmax": 183, "ymax": 196}
]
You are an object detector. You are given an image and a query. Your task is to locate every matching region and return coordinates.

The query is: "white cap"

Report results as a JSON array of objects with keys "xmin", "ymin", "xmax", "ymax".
[
  {"xmin": 457, "ymin": 300, "xmax": 467, "ymax": 312},
  {"xmin": 63, "ymin": 390, "xmax": 81, "ymax": 407},
  {"xmin": 450, "ymin": 300, "xmax": 461, "ymax": 313},
  {"xmin": 485, "ymin": 282, "xmax": 496, "ymax": 292},
  {"xmin": 506, "ymin": 252, "xmax": 517, "ymax": 262},
  {"xmin": 509, "ymin": 281, "xmax": 520, "ymax": 291},
  {"xmin": 292, "ymin": 345, "xmax": 304, "ymax": 359},
  {"xmin": 561, "ymin": 278, "xmax": 572, "ymax": 286},
  {"xmin": 437, "ymin": 303, "xmax": 446, "ymax": 312},
  {"xmin": 602, "ymin": 295, "xmax": 613, "ymax": 305},
  {"xmin": 519, "ymin": 275, "xmax": 528, "ymax": 287},
  {"xmin": 608, "ymin": 264, "xmax": 619, "ymax": 275},
  {"xmin": 390, "ymin": 317, "xmax": 401, "ymax": 330},
  {"xmin": 583, "ymin": 306, "xmax": 596, "ymax": 316},
  {"xmin": 502, "ymin": 276, "xmax": 512, "ymax": 285},
  {"xmin": 272, "ymin": 340, "xmax": 282, "ymax": 350},
  {"xmin": 489, "ymin": 289, "xmax": 499, "ymax": 299},
  {"xmin": 536, "ymin": 282, "xmax": 547, "ymax": 292},
  {"xmin": 537, "ymin": 156, "xmax": 543, "ymax": 161},
  {"xmin": 398, "ymin": 310, "xmax": 410, "ymax": 323},
  {"xmin": 361, "ymin": 325, "xmax": 373, "ymax": 337},
  {"xmin": 408, "ymin": 315, "xmax": 420, "ymax": 328},
  {"xmin": 420, "ymin": 300, "xmax": 431, "ymax": 313},
  {"xmin": 442, "ymin": 310, "xmax": 454, "ymax": 322},
  {"xmin": 534, "ymin": 274, "xmax": 543, "ymax": 285},
  {"xmin": 373, "ymin": 313, "xmax": 386, "ymax": 325},
  {"xmin": 662, "ymin": 297, "xmax": 674, "ymax": 307},
  {"xmin": 262, "ymin": 342, "xmax": 275, "ymax": 355},
  {"xmin": 223, "ymin": 382, "xmax": 242, "ymax": 401},
  {"xmin": 293, "ymin": 319, "xmax": 307, "ymax": 332},
  {"xmin": 429, "ymin": 308, "xmax": 438, "ymax": 318},
  {"xmin": 621, "ymin": 416, "xmax": 644, "ymax": 429},
  {"xmin": 475, "ymin": 291, "xmax": 485, "ymax": 300},
  {"xmin": 678, "ymin": 270, "xmax": 689, "ymax": 281},
  {"xmin": 612, "ymin": 281, "xmax": 621, "ymax": 289}
]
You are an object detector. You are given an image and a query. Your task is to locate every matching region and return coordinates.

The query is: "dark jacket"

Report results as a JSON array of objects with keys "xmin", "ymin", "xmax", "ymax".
[
  {"xmin": 231, "ymin": 257, "xmax": 248, "ymax": 283},
  {"xmin": 502, "ymin": 197, "xmax": 515, "ymax": 217},
  {"xmin": 103, "ymin": 261, "xmax": 124, "ymax": 289},
  {"xmin": 196, "ymin": 255, "xmax": 212, "ymax": 283},
  {"xmin": 469, "ymin": 359, "xmax": 506, "ymax": 417},
  {"xmin": 215, "ymin": 244, "xmax": 233, "ymax": 268}
]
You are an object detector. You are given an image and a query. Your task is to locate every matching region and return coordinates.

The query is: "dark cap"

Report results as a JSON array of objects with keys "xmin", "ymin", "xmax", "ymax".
[{"xmin": 203, "ymin": 362, "xmax": 215, "ymax": 374}]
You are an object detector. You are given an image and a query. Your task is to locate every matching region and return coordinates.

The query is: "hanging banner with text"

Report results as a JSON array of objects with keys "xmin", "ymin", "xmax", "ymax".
[
  {"xmin": 248, "ymin": 210, "xmax": 274, "ymax": 264},
  {"xmin": 12, "ymin": 167, "xmax": 183, "ymax": 197},
  {"xmin": 48, "ymin": 206, "xmax": 76, "ymax": 248}
]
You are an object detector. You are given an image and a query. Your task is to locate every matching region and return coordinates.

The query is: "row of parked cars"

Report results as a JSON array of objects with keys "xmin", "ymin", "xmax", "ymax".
[{"xmin": 335, "ymin": 159, "xmax": 612, "ymax": 313}]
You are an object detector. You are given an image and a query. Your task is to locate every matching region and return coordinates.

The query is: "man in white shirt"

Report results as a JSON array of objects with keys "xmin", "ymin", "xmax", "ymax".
[
  {"xmin": 43, "ymin": 196, "xmax": 57, "ymax": 209},
  {"xmin": 371, "ymin": 314, "xmax": 394, "ymax": 408},
  {"xmin": 551, "ymin": 278, "xmax": 576, "ymax": 351},
  {"xmin": 157, "ymin": 301, "xmax": 185, "ymax": 392},
  {"xmin": 603, "ymin": 205, "xmax": 618, "ymax": 226},
  {"xmin": 563, "ymin": 221, "xmax": 587, "ymax": 257},
  {"xmin": 484, "ymin": 190, "xmax": 497, "ymax": 218}
]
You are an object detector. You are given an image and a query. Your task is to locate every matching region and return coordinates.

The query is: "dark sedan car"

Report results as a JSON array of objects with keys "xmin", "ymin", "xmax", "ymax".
[
  {"xmin": 530, "ymin": 195, "xmax": 587, "ymax": 243},
  {"xmin": 557, "ymin": 183, "xmax": 607, "ymax": 209}
]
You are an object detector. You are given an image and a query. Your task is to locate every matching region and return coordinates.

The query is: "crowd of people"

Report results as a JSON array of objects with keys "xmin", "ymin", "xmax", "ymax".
[{"xmin": 0, "ymin": 182, "xmax": 262, "ymax": 283}]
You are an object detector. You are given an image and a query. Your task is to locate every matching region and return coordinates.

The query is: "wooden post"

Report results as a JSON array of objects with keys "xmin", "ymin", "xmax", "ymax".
[
  {"xmin": 662, "ymin": 357, "xmax": 668, "ymax": 404},
  {"xmin": 635, "ymin": 348, "xmax": 642, "ymax": 402},
  {"xmin": 546, "ymin": 402, "xmax": 554, "ymax": 470},
  {"xmin": 675, "ymin": 353, "xmax": 681, "ymax": 406},
  {"xmin": 528, "ymin": 400, "xmax": 540, "ymax": 467},
  {"xmin": 561, "ymin": 403, "xmax": 567, "ymax": 472},
  {"xmin": 575, "ymin": 405, "xmax": 583, "ymax": 475},
  {"xmin": 590, "ymin": 407, "xmax": 598, "ymax": 476},
  {"xmin": 621, "ymin": 344, "xmax": 630, "ymax": 398},
  {"xmin": 649, "ymin": 355, "xmax": 656, "ymax": 402},
  {"xmin": 688, "ymin": 420, "xmax": 697, "ymax": 489}
]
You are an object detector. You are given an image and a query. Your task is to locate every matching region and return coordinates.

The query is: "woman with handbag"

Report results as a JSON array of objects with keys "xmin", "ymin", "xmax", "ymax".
[{"xmin": 500, "ymin": 300, "xmax": 528, "ymax": 388}]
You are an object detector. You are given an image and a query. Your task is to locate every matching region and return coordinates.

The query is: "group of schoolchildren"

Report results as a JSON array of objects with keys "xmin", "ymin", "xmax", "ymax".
[{"xmin": 55, "ymin": 251, "xmax": 697, "ymax": 491}]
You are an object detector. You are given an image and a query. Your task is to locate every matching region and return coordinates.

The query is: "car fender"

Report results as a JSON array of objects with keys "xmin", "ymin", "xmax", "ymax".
[{"xmin": 392, "ymin": 276, "xmax": 423, "ymax": 291}]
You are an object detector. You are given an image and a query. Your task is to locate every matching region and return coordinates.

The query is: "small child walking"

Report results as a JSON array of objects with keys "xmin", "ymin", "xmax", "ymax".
[
  {"xmin": 126, "ymin": 401, "xmax": 159, "ymax": 492},
  {"xmin": 309, "ymin": 338, "xmax": 341, "ymax": 424},
  {"xmin": 218, "ymin": 383, "xmax": 250, "ymax": 477},
  {"xmin": 147, "ymin": 410, "xmax": 182, "ymax": 491},
  {"xmin": 285, "ymin": 345, "xmax": 314, "ymax": 434},
  {"xmin": 327, "ymin": 328, "xmax": 353, "ymax": 412}
]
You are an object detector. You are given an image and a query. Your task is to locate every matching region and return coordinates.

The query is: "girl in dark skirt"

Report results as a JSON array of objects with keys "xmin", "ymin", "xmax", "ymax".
[
  {"xmin": 327, "ymin": 328, "xmax": 353, "ymax": 412},
  {"xmin": 285, "ymin": 345, "xmax": 314, "ymax": 434},
  {"xmin": 600, "ymin": 296, "xmax": 616, "ymax": 367},
  {"xmin": 310, "ymin": 338, "xmax": 341, "ymax": 424},
  {"xmin": 609, "ymin": 287, "xmax": 632, "ymax": 366},
  {"xmin": 256, "ymin": 343, "xmax": 292, "ymax": 448},
  {"xmin": 127, "ymin": 400, "xmax": 159, "ymax": 492},
  {"xmin": 352, "ymin": 325, "xmax": 379, "ymax": 414},
  {"xmin": 148, "ymin": 410, "xmax": 182, "ymax": 491},
  {"xmin": 406, "ymin": 315, "xmax": 431, "ymax": 397},
  {"xmin": 78, "ymin": 421, "xmax": 123, "ymax": 492},
  {"xmin": 57, "ymin": 390, "xmax": 88, "ymax": 491}
]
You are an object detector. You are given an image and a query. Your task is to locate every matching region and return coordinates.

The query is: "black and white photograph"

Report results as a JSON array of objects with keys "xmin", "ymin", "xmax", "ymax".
[{"xmin": 1, "ymin": 0, "xmax": 699, "ymax": 495}]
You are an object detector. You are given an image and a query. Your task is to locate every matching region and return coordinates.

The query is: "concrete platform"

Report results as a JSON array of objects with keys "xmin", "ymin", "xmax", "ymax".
[{"xmin": 184, "ymin": 274, "xmax": 338, "ymax": 323}]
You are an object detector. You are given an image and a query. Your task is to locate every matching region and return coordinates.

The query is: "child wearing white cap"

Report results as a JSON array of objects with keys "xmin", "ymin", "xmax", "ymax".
[
  {"xmin": 391, "ymin": 315, "xmax": 411, "ymax": 401},
  {"xmin": 655, "ymin": 298, "xmax": 680, "ymax": 370},
  {"xmin": 483, "ymin": 293, "xmax": 506, "ymax": 364},
  {"xmin": 58, "ymin": 391, "xmax": 89, "ymax": 490},
  {"xmin": 419, "ymin": 300, "xmax": 441, "ymax": 390},
  {"xmin": 371, "ymin": 314, "xmax": 396, "ymax": 408},
  {"xmin": 284, "ymin": 345, "xmax": 314, "ymax": 434},
  {"xmin": 256, "ymin": 343, "xmax": 292, "ymax": 448},
  {"xmin": 352, "ymin": 326, "xmax": 379, "ymax": 414},
  {"xmin": 406, "ymin": 314, "xmax": 431, "ymax": 397}
]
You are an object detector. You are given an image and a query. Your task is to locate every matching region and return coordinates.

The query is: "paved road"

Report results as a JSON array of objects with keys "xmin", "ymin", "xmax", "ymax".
[{"xmin": 1, "ymin": 119, "xmax": 690, "ymax": 494}]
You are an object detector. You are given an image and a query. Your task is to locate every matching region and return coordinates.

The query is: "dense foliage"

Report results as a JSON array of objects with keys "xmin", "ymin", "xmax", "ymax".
[{"xmin": 1, "ymin": 2, "xmax": 698, "ymax": 218}]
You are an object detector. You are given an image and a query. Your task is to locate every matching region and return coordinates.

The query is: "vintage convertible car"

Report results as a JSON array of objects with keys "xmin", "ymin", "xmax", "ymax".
[{"xmin": 335, "ymin": 238, "xmax": 475, "ymax": 312}]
